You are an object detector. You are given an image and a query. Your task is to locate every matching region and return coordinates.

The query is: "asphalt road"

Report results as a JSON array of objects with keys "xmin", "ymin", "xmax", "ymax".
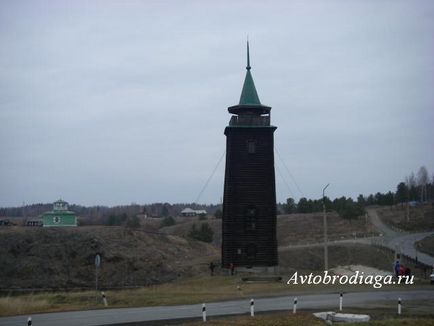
[
  {"xmin": 1, "ymin": 290, "xmax": 433, "ymax": 326},
  {"xmin": 388, "ymin": 232, "xmax": 434, "ymax": 265},
  {"xmin": 366, "ymin": 208, "xmax": 434, "ymax": 266}
]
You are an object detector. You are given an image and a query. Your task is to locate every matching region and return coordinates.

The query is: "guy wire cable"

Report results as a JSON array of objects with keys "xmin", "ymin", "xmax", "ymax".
[
  {"xmin": 275, "ymin": 146, "xmax": 305, "ymax": 197},
  {"xmin": 275, "ymin": 163, "xmax": 295, "ymax": 198},
  {"xmin": 193, "ymin": 151, "xmax": 226, "ymax": 204}
]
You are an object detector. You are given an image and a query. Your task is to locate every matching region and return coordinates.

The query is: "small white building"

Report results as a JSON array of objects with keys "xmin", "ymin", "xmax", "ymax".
[{"xmin": 181, "ymin": 208, "xmax": 207, "ymax": 217}]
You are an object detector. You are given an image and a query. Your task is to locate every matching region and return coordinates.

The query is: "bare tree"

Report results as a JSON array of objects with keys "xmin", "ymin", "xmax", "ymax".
[
  {"xmin": 407, "ymin": 172, "xmax": 417, "ymax": 188},
  {"xmin": 417, "ymin": 166, "xmax": 429, "ymax": 202},
  {"xmin": 406, "ymin": 172, "xmax": 417, "ymax": 202}
]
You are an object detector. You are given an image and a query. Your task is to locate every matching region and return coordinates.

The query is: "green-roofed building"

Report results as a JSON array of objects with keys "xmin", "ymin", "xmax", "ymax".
[{"xmin": 41, "ymin": 199, "xmax": 78, "ymax": 227}]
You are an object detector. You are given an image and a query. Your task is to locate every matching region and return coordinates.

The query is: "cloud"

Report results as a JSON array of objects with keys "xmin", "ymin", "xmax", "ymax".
[{"xmin": 1, "ymin": 0, "xmax": 433, "ymax": 206}]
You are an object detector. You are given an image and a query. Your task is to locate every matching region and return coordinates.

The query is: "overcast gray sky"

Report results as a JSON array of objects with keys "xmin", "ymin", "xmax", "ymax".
[{"xmin": 1, "ymin": 0, "xmax": 433, "ymax": 207}]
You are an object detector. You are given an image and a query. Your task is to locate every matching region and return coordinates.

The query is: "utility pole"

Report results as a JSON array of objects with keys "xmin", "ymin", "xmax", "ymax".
[
  {"xmin": 323, "ymin": 183, "xmax": 330, "ymax": 271},
  {"xmin": 95, "ymin": 254, "xmax": 101, "ymax": 304}
]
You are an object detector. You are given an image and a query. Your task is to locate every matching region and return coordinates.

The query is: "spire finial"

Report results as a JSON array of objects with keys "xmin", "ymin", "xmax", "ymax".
[{"xmin": 246, "ymin": 38, "xmax": 251, "ymax": 70}]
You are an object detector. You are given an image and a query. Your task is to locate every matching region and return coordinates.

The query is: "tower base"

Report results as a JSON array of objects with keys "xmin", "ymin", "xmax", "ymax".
[{"xmin": 236, "ymin": 265, "xmax": 280, "ymax": 276}]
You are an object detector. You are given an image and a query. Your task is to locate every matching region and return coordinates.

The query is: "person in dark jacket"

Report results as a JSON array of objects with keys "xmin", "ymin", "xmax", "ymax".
[
  {"xmin": 209, "ymin": 262, "xmax": 215, "ymax": 276},
  {"xmin": 229, "ymin": 262, "xmax": 235, "ymax": 276}
]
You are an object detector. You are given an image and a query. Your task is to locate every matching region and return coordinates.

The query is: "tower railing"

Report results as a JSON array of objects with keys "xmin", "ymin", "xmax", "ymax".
[{"xmin": 229, "ymin": 115, "xmax": 270, "ymax": 126}]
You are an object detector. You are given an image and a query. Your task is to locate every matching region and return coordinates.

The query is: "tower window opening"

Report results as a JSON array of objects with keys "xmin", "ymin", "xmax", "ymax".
[
  {"xmin": 247, "ymin": 140, "xmax": 256, "ymax": 154},
  {"xmin": 244, "ymin": 206, "xmax": 257, "ymax": 231}
]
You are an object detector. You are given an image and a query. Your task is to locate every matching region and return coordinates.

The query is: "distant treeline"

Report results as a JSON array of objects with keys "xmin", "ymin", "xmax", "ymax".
[
  {"xmin": 278, "ymin": 166, "xmax": 434, "ymax": 219},
  {"xmin": 277, "ymin": 196, "xmax": 365, "ymax": 219},
  {"xmin": 2, "ymin": 167, "xmax": 432, "ymax": 222},
  {"xmin": 0, "ymin": 202, "xmax": 220, "ymax": 222}
]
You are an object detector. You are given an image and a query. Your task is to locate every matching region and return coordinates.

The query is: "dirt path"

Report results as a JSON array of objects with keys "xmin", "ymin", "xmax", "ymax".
[{"xmin": 365, "ymin": 207, "xmax": 402, "ymax": 238}]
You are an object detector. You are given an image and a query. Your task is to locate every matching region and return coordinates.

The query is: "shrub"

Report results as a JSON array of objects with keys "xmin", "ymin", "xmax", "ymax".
[
  {"xmin": 214, "ymin": 209, "xmax": 222, "ymax": 219},
  {"xmin": 160, "ymin": 216, "xmax": 176, "ymax": 228},
  {"xmin": 188, "ymin": 223, "xmax": 214, "ymax": 243},
  {"xmin": 106, "ymin": 213, "xmax": 128, "ymax": 226},
  {"xmin": 126, "ymin": 216, "xmax": 140, "ymax": 228}
]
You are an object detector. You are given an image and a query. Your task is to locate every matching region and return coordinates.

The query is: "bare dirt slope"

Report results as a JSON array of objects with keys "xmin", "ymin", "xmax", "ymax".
[{"xmin": 0, "ymin": 226, "xmax": 218, "ymax": 290}]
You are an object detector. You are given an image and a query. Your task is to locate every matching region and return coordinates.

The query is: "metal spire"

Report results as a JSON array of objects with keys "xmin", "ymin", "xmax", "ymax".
[
  {"xmin": 239, "ymin": 39, "xmax": 260, "ymax": 105},
  {"xmin": 246, "ymin": 39, "xmax": 251, "ymax": 70}
]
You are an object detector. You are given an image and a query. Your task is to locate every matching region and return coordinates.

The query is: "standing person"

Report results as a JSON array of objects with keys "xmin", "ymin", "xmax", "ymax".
[
  {"xmin": 230, "ymin": 262, "xmax": 235, "ymax": 276},
  {"xmin": 394, "ymin": 260, "xmax": 400, "ymax": 277},
  {"xmin": 209, "ymin": 262, "xmax": 215, "ymax": 276}
]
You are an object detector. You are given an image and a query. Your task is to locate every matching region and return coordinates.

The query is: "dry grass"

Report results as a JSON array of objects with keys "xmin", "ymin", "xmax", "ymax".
[
  {"xmin": 416, "ymin": 234, "xmax": 434, "ymax": 256},
  {"xmin": 351, "ymin": 320, "xmax": 434, "ymax": 326},
  {"xmin": 0, "ymin": 296, "xmax": 51, "ymax": 316},
  {"xmin": 0, "ymin": 272, "xmax": 426, "ymax": 317},
  {"xmin": 161, "ymin": 213, "xmax": 379, "ymax": 247},
  {"xmin": 181, "ymin": 311, "xmax": 434, "ymax": 326},
  {"xmin": 377, "ymin": 204, "xmax": 434, "ymax": 232},
  {"xmin": 0, "ymin": 276, "xmax": 287, "ymax": 316},
  {"xmin": 279, "ymin": 244, "xmax": 395, "ymax": 274},
  {"xmin": 0, "ymin": 278, "xmax": 283, "ymax": 317},
  {"xmin": 277, "ymin": 212, "xmax": 378, "ymax": 246},
  {"xmin": 182, "ymin": 311, "xmax": 324, "ymax": 325},
  {"xmin": 0, "ymin": 291, "xmax": 98, "ymax": 316}
]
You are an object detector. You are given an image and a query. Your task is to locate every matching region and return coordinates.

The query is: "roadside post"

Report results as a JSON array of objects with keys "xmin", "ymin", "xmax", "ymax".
[
  {"xmin": 202, "ymin": 303, "xmax": 206, "ymax": 322},
  {"xmin": 250, "ymin": 298, "xmax": 254, "ymax": 317},
  {"xmin": 95, "ymin": 254, "xmax": 101, "ymax": 303},
  {"xmin": 293, "ymin": 297, "xmax": 297, "ymax": 314},
  {"xmin": 339, "ymin": 293, "xmax": 343, "ymax": 311},
  {"xmin": 101, "ymin": 291, "xmax": 108, "ymax": 307},
  {"xmin": 398, "ymin": 298, "xmax": 402, "ymax": 315},
  {"xmin": 322, "ymin": 183, "xmax": 330, "ymax": 271}
]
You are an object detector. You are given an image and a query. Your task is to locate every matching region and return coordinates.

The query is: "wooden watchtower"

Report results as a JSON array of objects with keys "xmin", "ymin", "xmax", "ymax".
[{"xmin": 222, "ymin": 43, "xmax": 278, "ymax": 268}]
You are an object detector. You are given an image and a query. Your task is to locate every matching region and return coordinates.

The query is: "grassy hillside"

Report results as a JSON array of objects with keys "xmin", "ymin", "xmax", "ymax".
[
  {"xmin": 277, "ymin": 212, "xmax": 378, "ymax": 246},
  {"xmin": 279, "ymin": 244, "xmax": 394, "ymax": 273},
  {"xmin": 0, "ymin": 211, "xmax": 406, "ymax": 291},
  {"xmin": 377, "ymin": 204, "xmax": 434, "ymax": 232},
  {"xmin": 416, "ymin": 234, "xmax": 434, "ymax": 256},
  {"xmin": 0, "ymin": 226, "xmax": 218, "ymax": 290},
  {"xmin": 161, "ymin": 213, "xmax": 378, "ymax": 247},
  {"xmin": 161, "ymin": 218, "xmax": 222, "ymax": 245}
]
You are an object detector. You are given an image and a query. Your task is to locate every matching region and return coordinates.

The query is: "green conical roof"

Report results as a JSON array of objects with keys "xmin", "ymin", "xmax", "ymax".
[
  {"xmin": 239, "ymin": 41, "xmax": 261, "ymax": 105},
  {"xmin": 239, "ymin": 70, "xmax": 261, "ymax": 105}
]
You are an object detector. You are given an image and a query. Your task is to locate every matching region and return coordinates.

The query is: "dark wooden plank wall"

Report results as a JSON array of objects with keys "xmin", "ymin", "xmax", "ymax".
[{"xmin": 222, "ymin": 126, "xmax": 278, "ymax": 267}]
